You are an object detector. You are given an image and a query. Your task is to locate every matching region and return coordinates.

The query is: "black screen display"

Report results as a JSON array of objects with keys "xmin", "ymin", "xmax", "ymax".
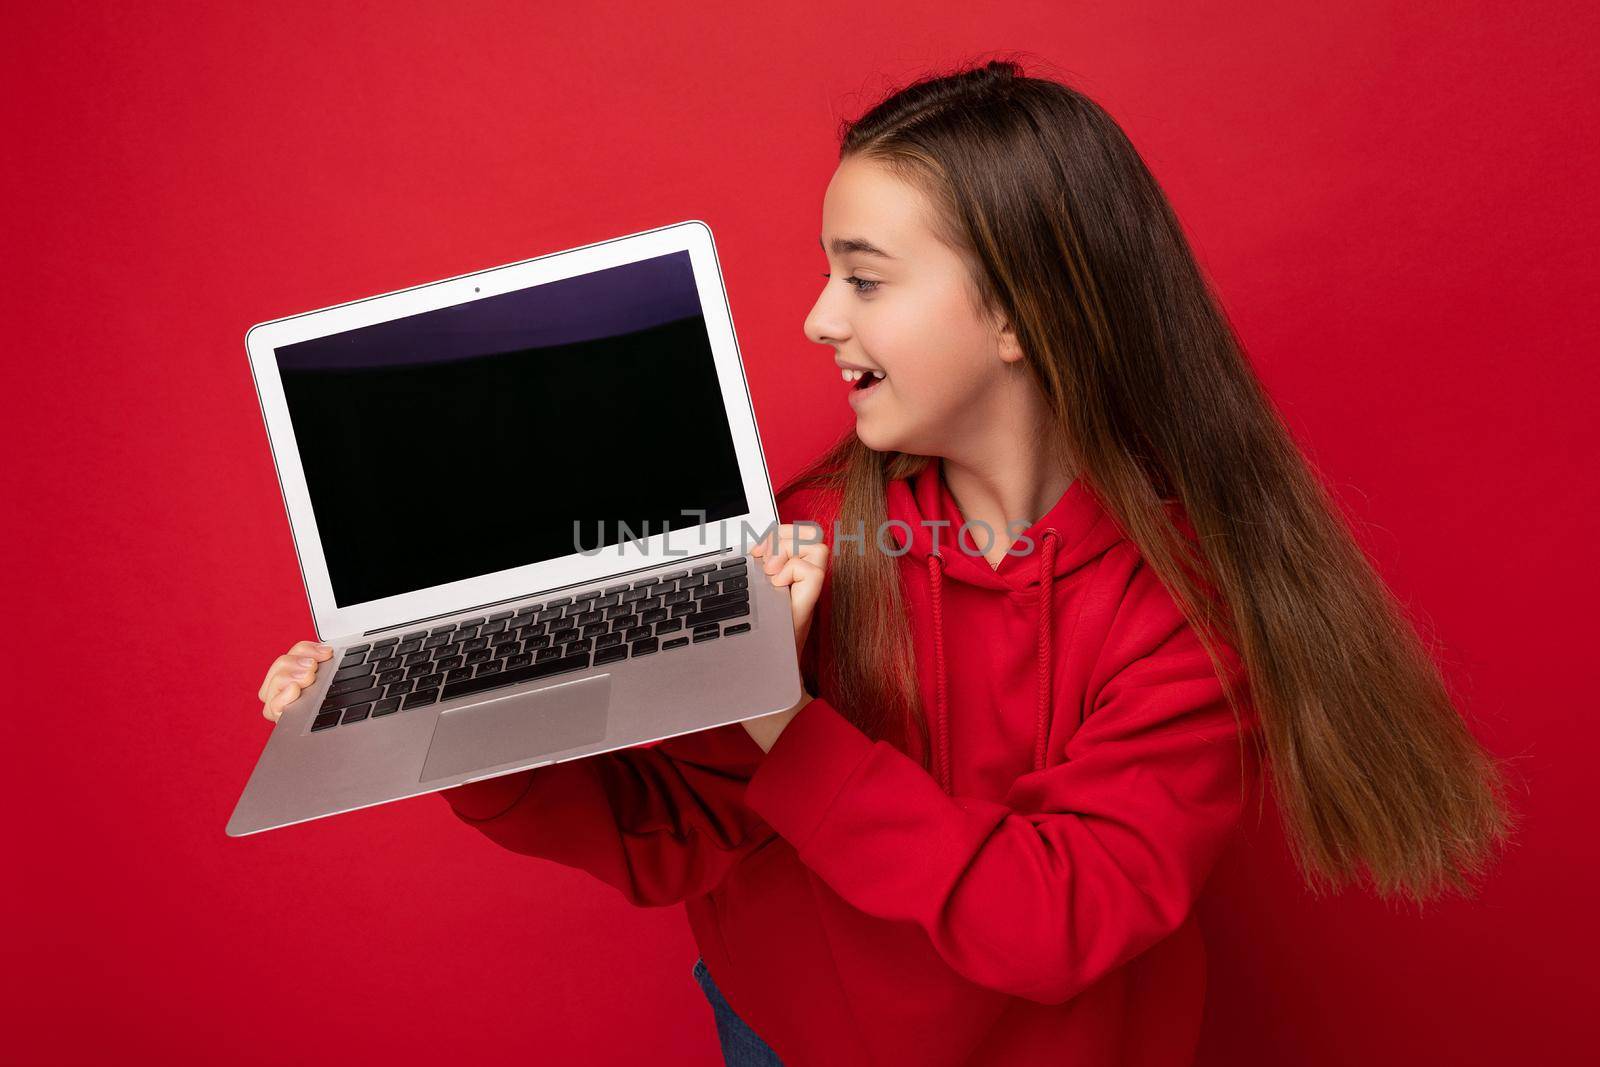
[{"xmin": 275, "ymin": 249, "xmax": 749, "ymax": 607}]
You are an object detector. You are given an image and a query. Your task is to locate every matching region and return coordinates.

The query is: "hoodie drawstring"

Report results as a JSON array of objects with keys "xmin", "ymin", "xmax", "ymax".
[
  {"xmin": 924, "ymin": 527, "xmax": 1061, "ymax": 795},
  {"xmin": 1034, "ymin": 530, "xmax": 1059, "ymax": 773},
  {"xmin": 926, "ymin": 552, "xmax": 951, "ymax": 793}
]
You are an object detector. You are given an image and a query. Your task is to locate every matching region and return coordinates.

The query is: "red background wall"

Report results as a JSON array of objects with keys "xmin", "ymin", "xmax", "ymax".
[{"xmin": 6, "ymin": 3, "xmax": 1595, "ymax": 1063}]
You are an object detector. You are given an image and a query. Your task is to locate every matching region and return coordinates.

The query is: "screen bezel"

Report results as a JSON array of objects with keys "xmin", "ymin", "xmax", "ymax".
[{"xmin": 244, "ymin": 219, "xmax": 779, "ymax": 641}]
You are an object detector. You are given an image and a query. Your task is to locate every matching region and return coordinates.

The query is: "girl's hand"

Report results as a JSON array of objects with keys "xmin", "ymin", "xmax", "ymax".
[
  {"xmin": 258, "ymin": 640, "xmax": 335, "ymax": 723},
  {"xmin": 745, "ymin": 523, "xmax": 827, "ymax": 752},
  {"xmin": 751, "ymin": 522, "xmax": 829, "ymax": 662}
]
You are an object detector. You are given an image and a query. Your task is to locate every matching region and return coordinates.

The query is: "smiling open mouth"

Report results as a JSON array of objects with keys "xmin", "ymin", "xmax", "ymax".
[{"xmin": 843, "ymin": 368, "xmax": 885, "ymax": 396}]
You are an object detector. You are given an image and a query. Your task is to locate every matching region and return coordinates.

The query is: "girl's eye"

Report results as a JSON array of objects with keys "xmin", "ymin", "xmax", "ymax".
[{"xmin": 820, "ymin": 272, "xmax": 880, "ymax": 295}]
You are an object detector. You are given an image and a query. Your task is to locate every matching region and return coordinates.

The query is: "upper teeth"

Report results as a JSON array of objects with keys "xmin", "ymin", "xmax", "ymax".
[{"xmin": 841, "ymin": 368, "xmax": 885, "ymax": 383}]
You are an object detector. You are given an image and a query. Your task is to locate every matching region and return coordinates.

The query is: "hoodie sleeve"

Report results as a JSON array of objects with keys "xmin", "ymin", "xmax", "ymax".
[
  {"xmin": 438, "ymin": 720, "xmax": 774, "ymax": 908},
  {"xmin": 742, "ymin": 561, "xmax": 1257, "ymax": 1005}
]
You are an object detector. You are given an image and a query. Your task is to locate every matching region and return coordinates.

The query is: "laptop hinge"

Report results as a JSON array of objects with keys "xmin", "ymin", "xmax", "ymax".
[{"xmin": 361, "ymin": 547, "xmax": 734, "ymax": 638}]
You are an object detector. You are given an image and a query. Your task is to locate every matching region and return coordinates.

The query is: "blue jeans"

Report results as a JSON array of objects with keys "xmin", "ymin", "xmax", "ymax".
[{"xmin": 692, "ymin": 956, "xmax": 785, "ymax": 1066}]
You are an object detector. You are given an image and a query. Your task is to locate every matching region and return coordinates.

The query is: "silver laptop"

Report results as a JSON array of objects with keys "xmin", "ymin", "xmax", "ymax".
[{"xmin": 227, "ymin": 219, "xmax": 803, "ymax": 837}]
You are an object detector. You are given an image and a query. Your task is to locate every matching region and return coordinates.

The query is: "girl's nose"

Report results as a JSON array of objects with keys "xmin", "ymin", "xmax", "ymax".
[{"xmin": 804, "ymin": 290, "xmax": 849, "ymax": 348}]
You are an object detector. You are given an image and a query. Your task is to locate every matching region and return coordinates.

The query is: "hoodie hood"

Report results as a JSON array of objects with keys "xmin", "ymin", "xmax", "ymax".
[{"xmin": 885, "ymin": 459, "xmax": 1123, "ymax": 793}]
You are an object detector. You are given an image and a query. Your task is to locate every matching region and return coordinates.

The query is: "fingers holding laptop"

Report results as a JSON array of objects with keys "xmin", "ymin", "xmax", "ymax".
[
  {"xmin": 751, "ymin": 523, "xmax": 829, "ymax": 658},
  {"xmin": 259, "ymin": 640, "xmax": 335, "ymax": 723}
]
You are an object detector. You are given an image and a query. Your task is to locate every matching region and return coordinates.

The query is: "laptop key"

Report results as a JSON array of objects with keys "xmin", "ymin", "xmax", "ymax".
[
  {"xmin": 333, "ymin": 662, "xmax": 375, "ymax": 683},
  {"xmin": 372, "ymin": 696, "xmax": 403, "ymax": 716},
  {"xmin": 312, "ymin": 711, "xmax": 341, "ymax": 731},
  {"xmin": 631, "ymin": 637, "xmax": 659, "ymax": 656},
  {"xmin": 699, "ymin": 590, "xmax": 749, "ymax": 612},
  {"xmin": 662, "ymin": 636, "xmax": 689, "ymax": 650},
  {"xmin": 341, "ymin": 703, "xmax": 373, "ymax": 724},
  {"xmin": 404, "ymin": 689, "xmax": 439, "ymax": 710},
  {"xmin": 692, "ymin": 628, "xmax": 720, "ymax": 643},
  {"xmin": 594, "ymin": 644, "xmax": 628, "ymax": 664},
  {"xmin": 656, "ymin": 618, "xmax": 683, "ymax": 634},
  {"xmin": 324, "ymin": 685, "xmax": 384, "ymax": 710},
  {"xmin": 680, "ymin": 600, "xmax": 750, "ymax": 629},
  {"xmin": 724, "ymin": 623, "xmax": 751, "ymax": 635},
  {"xmin": 440, "ymin": 652, "xmax": 592, "ymax": 701}
]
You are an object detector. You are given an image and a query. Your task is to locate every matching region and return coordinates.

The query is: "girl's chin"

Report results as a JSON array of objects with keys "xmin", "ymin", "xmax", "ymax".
[{"xmin": 852, "ymin": 417, "xmax": 908, "ymax": 454}]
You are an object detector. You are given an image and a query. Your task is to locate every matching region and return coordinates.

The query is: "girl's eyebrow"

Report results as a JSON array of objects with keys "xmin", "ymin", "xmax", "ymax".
[{"xmin": 820, "ymin": 235, "xmax": 898, "ymax": 260}]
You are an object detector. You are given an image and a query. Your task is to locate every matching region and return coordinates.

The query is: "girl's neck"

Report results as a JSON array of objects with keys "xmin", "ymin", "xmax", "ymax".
[{"xmin": 938, "ymin": 423, "xmax": 1075, "ymax": 570}]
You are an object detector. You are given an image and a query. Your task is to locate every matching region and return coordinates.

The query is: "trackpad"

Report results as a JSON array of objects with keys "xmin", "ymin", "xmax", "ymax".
[{"xmin": 419, "ymin": 674, "xmax": 612, "ymax": 783}]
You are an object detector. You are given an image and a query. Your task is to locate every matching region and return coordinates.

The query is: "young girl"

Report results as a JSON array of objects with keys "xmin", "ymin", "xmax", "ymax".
[{"xmin": 256, "ymin": 59, "xmax": 1515, "ymax": 1066}]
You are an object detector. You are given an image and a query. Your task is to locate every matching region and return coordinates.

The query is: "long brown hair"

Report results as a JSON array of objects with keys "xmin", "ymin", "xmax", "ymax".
[{"xmin": 781, "ymin": 56, "xmax": 1519, "ymax": 906}]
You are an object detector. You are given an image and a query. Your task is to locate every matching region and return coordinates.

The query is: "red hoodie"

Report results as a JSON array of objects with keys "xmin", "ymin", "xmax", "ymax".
[{"xmin": 440, "ymin": 459, "xmax": 1259, "ymax": 1066}]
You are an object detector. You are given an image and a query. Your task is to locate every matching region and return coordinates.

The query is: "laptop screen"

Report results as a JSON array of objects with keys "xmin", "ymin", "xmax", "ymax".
[{"xmin": 274, "ymin": 249, "xmax": 750, "ymax": 608}]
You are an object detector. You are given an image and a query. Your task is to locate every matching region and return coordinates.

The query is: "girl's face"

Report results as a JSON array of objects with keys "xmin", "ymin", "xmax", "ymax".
[{"xmin": 805, "ymin": 155, "xmax": 1022, "ymax": 456}]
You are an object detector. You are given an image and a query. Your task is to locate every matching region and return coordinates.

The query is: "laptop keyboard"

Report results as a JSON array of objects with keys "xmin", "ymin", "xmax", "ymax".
[{"xmin": 310, "ymin": 557, "xmax": 754, "ymax": 732}]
